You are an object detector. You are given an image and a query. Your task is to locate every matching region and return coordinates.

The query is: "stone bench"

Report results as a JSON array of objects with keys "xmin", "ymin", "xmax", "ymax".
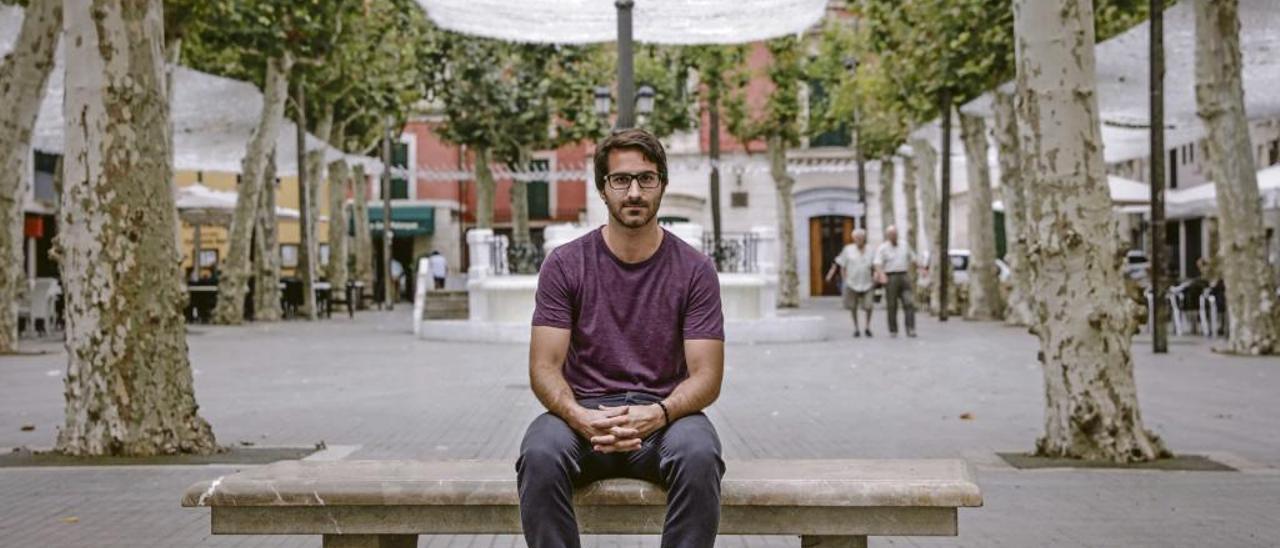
[{"xmin": 182, "ymin": 459, "xmax": 982, "ymax": 547}]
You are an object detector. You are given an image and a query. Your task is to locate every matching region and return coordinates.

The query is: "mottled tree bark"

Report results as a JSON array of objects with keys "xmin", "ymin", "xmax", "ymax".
[
  {"xmin": 252, "ymin": 154, "xmax": 282, "ymax": 321},
  {"xmin": 351, "ymin": 164, "xmax": 374, "ymax": 289},
  {"xmin": 959, "ymin": 112, "xmax": 1004, "ymax": 321},
  {"xmin": 56, "ymin": 0, "xmax": 215, "ymax": 456},
  {"xmin": 1193, "ymin": 0, "xmax": 1278, "ymax": 355},
  {"xmin": 878, "ymin": 157, "xmax": 896, "ymax": 240},
  {"xmin": 474, "ymin": 146, "xmax": 495, "ymax": 229},
  {"xmin": 1014, "ymin": 0, "xmax": 1167, "ymax": 462},
  {"xmin": 993, "ymin": 91, "xmax": 1036, "ymax": 327},
  {"xmin": 768, "ymin": 135, "xmax": 800, "ymax": 308},
  {"xmin": 912, "ymin": 138, "xmax": 949, "ymax": 315},
  {"xmin": 510, "ymin": 147, "xmax": 532, "ymax": 246},
  {"xmin": 901, "ymin": 153, "xmax": 921, "ymax": 292},
  {"xmin": 213, "ymin": 53, "xmax": 292, "ymax": 324},
  {"xmin": 326, "ymin": 157, "xmax": 350, "ymax": 293},
  {"xmin": 297, "ymin": 103, "xmax": 331, "ymax": 319},
  {"xmin": 0, "ymin": 0, "xmax": 61, "ymax": 353}
]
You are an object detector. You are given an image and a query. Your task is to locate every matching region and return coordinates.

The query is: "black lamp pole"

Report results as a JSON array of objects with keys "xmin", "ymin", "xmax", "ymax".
[
  {"xmin": 1150, "ymin": 0, "xmax": 1167, "ymax": 353},
  {"xmin": 615, "ymin": 0, "xmax": 636, "ymax": 129}
]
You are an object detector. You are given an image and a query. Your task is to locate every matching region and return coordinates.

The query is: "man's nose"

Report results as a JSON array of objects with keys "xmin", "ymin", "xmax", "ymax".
[{"xmin": 626, "ymin": 181, "xmax": 643, "ymax": 200}]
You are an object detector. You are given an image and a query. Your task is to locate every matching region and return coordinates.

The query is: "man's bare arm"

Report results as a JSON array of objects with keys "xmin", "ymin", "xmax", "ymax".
[
  {"xmin": 529, "ymin": 325, "xmax": 629, "ymax": 440},
  {"xmin": 529, "ymin": 325, "xmax": 577, "ymax": 419},
  {"xmin": 661, "ymin": 339, "xmax": 725, "ymax": 422}
]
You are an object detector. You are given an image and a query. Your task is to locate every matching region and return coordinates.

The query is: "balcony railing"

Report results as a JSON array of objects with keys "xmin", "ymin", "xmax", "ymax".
[{"xmin": 702, "ymin": 232, "xmax": 759, "ymax": 273}]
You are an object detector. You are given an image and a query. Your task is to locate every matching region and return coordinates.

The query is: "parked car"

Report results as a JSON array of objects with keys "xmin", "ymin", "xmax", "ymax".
[
  {"xmin": 1123, "ymin": 250, "xmax": 1150, "ymax": 282},
  {"xmin": 921, "ymin": 249, "xmax": 1010, "ymax": 286}
]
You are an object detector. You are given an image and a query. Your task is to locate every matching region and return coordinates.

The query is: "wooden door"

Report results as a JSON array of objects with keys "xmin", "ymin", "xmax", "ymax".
[{"xmin": 809, "ymin": 216, "xmax": 856, "ymax": 296}]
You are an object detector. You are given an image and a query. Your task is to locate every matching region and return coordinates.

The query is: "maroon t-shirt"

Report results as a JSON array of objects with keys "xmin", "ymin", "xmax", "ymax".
[{"xmin": 532, "ymin": 227, "xmax": 724, "ymax": 399}]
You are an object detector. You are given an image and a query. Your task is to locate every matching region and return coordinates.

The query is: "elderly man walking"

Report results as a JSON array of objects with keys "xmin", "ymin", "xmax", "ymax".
[
  {"xmin": 874, "ymin": 225, "xmax": 918, "ymax": 338},
  {"xmin": 825, "ymin": 228, "xmax": 875, "ymax": 337}
]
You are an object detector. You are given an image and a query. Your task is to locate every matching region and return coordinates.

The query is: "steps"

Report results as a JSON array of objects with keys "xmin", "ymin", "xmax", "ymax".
[{"xmin": 423, "ymin": 290, "xmax": 469, "ymax": 320}]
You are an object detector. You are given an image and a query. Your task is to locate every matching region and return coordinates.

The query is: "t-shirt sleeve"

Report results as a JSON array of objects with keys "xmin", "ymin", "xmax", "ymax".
[
  {"xmin": 531, "ymin": 248, "xmax": 574, "ymax": 329},
  {"xmin": 683, "ymin": 258, "xmax": 725, "ymax": 341},
  {"xmin": 834, "ymin": 247, "xmax": 848, "ymax": 269}
]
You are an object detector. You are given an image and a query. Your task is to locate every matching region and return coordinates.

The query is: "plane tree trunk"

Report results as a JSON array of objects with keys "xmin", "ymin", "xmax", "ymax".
[
  {"xmin": 992, "ymin": 90, "xmax": 1036, "ymax": 328},
  {"xmin": 252, "ymin": 154, "xmax": 282, "ymax": 321},
  {"xmin": 1193, "ymin": 0, "xmax": 1278, "ymax": 355},
  {"xmin": 56, "ymin": 0, "xmax": 216, "ymax": 456},
  {"xmin": 959, "ymin": 112, "xmax": 1004, "ymax": 321},
  {"xmin": 213, "ymin": 53, "xmax": 293, "ymax": 324},
  {"xmin": 0, "ymin": 0, "xmax": 61, "ymax": 353},
  {"xmin": 1014, "ymin": 0, "xmax": 1168, "ymax": 462},
  {"xmin": 768, "ymin": 135, "xmax": 800, "ymax": 308}
]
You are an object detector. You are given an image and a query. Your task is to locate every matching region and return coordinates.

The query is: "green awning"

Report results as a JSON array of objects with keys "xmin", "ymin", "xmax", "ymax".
[{"xmin": 358, "ymin": 205, "xmax": 434, "ymax": 237}]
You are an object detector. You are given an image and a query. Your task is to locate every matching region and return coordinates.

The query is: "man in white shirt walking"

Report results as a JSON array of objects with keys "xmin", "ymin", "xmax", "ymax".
[
  {"xmin": 428, "ymin": 250, "xmax": 448, "ymax": 290},
  {"xmin": 825, "ymin": 228, "xmax": 875, "ymax": 337},
  {"xmin": 873, "ymin": 225, "xmax": 917, "ymax": 338}
]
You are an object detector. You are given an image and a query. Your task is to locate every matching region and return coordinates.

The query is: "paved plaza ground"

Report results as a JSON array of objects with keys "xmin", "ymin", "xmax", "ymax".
[{"xmin": 1, "ymin": 299, "xmax": 1277, "ymax": 547}]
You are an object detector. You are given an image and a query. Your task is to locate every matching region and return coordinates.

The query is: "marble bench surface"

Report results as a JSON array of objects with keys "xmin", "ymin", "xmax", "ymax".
[{"xmin": 182, "ymin": 459, "xmax": 982, "ymax": 509}]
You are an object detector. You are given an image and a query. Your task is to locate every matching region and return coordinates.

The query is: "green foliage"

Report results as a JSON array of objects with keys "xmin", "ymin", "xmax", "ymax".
[
  {"xmin": 634, "ymin": 45, "xmax": 697, "ymax": 139},
  {"xmin": 857, "ymin": 0, "xmax": 1168, "ymax": 129},
  {"xmin": 806, "ymin": 19, "xmax": 910, "ymax": 158},
  {"xmin": 181, "ymin": 0, "xmax": 444, "ymax": 153},
  {"xmin": 435, "ymin": 35, "xmax": 610, "ymax": 167},
  {"xmin": 183, "ymin": 0, "xmax": 351, "ymax": 81},
  {"xmin": 723, "ymin": 37, "xmax": 805, "ymax": 148}
]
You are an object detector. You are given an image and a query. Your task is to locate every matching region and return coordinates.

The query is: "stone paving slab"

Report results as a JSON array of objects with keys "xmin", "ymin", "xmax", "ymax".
[{"xmin": 1, "ymin": 299, "xmax": 1277, "ymax": 546}]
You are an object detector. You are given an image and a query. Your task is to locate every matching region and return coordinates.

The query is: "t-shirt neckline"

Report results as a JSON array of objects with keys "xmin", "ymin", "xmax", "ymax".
[{"xmin": 595, "ymin": 226, "xmax": 670, "ymax": 270}]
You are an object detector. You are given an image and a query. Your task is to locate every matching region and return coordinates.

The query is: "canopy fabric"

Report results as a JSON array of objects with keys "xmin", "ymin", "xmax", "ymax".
[
  {"xmin": 363, "ymin": 204, "xmax": 435, "ymax": 237},
  {"xmin": 175, "ymin": 183, "xmax": 302, "ymax": 226},
  {"xmin": 959, "ymin": 0, "xmax": 1280, "ymax": 163},
  {"xmin": 994, "ymin": 175, "xmax": 1153, "ymax": 211},
  {"xmin": 415, "ymin": 0, "xmax": 828, "ymax": 45},
  {"xmin": 1161, "ymin": 165, "xmax": 1280, "ymax": 219}
]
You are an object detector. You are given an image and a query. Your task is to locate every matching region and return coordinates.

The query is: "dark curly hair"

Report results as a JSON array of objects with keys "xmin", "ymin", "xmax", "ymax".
[{"xmin": 592, "ymin": 128, "xmax": 669, "ymax": 192}]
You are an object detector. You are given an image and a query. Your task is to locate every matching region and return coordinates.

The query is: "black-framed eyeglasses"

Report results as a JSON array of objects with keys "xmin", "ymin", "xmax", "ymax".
[{"xmin": 605, "ymin": 171, "xmax": 662, "ymax": 191}]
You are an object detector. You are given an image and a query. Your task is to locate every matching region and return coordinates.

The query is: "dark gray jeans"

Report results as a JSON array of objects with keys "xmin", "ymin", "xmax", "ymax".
[
  {"xmin": 885, "ymin": 272, "xmax": 916, "ymax": 333},
  {"xmin": 516, "ymin": 392, "xmax": 725, "ymax": 548}
]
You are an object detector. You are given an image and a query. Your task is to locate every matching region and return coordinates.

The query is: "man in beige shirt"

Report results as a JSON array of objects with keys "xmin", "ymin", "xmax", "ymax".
[{"xmin": 873, "ymin": 225, "xmax": 917, "ymax": 338}]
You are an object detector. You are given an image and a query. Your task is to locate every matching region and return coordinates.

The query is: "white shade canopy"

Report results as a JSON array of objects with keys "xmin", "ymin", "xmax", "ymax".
[
  {"xmin": 175, "ymin": 183, "xmax": 302, "ymax": 226},
  {"xmin": 959, "ymin": 0, "xmax": 1280, "ymax": 163},
  {"xmin": 415, "ymin": 0, "xmax": 828, "ymax": 45},
  {"xmin": 995, "ymin": 175, "xmax": 1153, "ymax": 211}
]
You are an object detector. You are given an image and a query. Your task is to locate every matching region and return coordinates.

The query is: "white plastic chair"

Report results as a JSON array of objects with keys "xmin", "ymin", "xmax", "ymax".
[{"xmin": 27, "ymin": 278, "xmax": 60, "ymax": 336}]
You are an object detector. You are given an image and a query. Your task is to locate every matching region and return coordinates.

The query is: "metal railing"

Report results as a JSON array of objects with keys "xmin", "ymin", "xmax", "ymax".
[
  {"xmin": 702, "ymin": 232, "xmax": 759, "ymax": 273},
  {"xmin": 487, "ymin": 235, "xmax": 545, "ymax": 275}
]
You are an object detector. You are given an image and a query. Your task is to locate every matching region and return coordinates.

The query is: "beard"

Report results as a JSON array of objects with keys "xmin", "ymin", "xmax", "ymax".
[{"xmin": 607, "ymin": 193, "xmax": 662, "ymax": 229}]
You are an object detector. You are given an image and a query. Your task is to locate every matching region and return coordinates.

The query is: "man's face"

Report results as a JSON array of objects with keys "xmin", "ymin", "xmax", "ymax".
[
  {"xmin": 853, "ymin": 232, "xmax": 865, "ymax": 246},
  {"xmin": 601, "ymin": 148, "xmax": 664, "ymax": 229},
  {"xmin": 887, "ymin": 227, "xmax": 898, "ymax": 244}
]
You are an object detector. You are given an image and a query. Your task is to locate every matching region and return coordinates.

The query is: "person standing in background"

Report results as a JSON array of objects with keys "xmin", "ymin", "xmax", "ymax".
[
  {"xmin": 825, "ymin": 228, "xmax": 875, "ymax": 337},
  {"xmin": 874, "ymin": 225, "xmax": 918, "ymax": 338},
  {"xmin": 428, "ymin": 250, "xmax": 448, "ymax": 290}
]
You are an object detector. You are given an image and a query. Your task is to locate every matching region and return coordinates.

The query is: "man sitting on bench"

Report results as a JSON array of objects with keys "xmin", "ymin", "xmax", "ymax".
[{"xmin": 519, "ymin": 129, "xmax": 727, "ymax": 548}]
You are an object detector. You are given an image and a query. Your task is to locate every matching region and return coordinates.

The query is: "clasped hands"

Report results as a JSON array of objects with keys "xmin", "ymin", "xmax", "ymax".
[{"xmin": 570, "ymin": 403, "xmax": 666, "ymax": 453}]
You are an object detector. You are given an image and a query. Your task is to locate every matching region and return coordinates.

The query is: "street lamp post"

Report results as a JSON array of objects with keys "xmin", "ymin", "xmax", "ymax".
[
  {"xmin": 845, "ymin": 57, "xmax": 866, "ymax": 229},
  {"xmin": 594, "ymin": 83, "xmax": 656, "ymax": 127},
  {"xmin": 615, "ymin": 0, "xmax": 636, "ymax": 129}
]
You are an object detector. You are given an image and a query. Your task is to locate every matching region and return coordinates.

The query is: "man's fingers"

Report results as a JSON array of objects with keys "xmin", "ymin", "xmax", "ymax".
[
  {"xmin": 590, "ymin": 434, "xmax": 617, "ymax": 446},
  {"xmin": 598, "ymin": 405, "xmax": 630, "ymax": 417},
  {"xmin": 589, "ymin": 415, "xmax": 630, "ymax": 430},
  {"xmin": 593, "ymin": 438, "xmax": 642, "ymax": 454},
  {"xmin": 609, "ymin": 426, "xmax": 640, "ymax": 439}
]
